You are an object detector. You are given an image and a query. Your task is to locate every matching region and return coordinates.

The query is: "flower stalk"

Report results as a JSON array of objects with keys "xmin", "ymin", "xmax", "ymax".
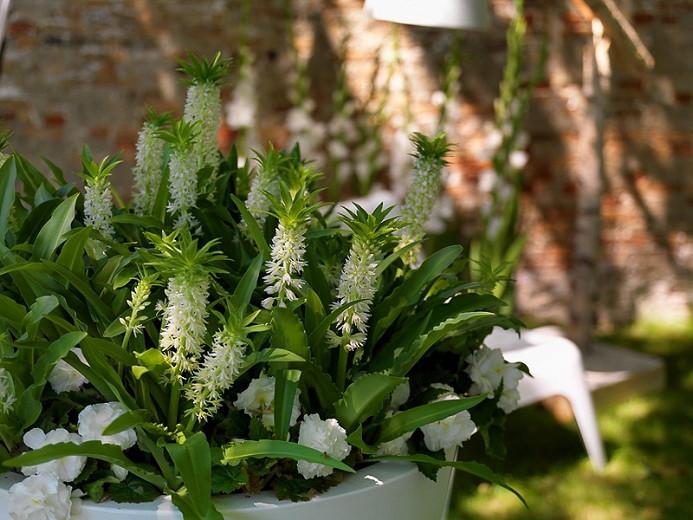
[
  {"xmin": 244, "ymin": 148, "xmax": 286, "ymax": 230},
  {"xmin": 157, "ymin": 120, "xmax": 201, "ymax": 229},
  {"xmin": 133, "ymin": 110, "xmax": 170, "ymax": 215},
  {"xmin": 262, "ymin": 165, "xmax": 319, "ymax": 309},
  {"xmin": 398, "ymin": 132, "xmax": 452, "ymax": 264},
  {"xmin": 81, "ymin": 148, "xmax": 121, "ymax": 240},
  {"xmin": 186, "ymin": 306, "xmax": 260, "ymax": 422},
  {"xmin": 179, "ymin": 52, "xmax": 230, "ymax": 190},
  {"xmin": 329, "ymin": 204, "xmax": 400, "ymax": 353},
  {"xmin": 145, "ymin": 230, "xmax": 226, "ymax": 379}
]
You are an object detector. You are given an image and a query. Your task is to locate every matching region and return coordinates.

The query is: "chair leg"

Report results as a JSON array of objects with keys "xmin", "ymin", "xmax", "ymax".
[{"xmin": 566, "ymin": 383, "xmax": 606, "ymax": 472}]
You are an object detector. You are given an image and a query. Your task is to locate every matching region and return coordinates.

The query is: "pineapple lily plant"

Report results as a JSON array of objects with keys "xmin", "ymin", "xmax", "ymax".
[{"xmin": 0, "ymin": 55, "xmax": 527, "ymax": 520}]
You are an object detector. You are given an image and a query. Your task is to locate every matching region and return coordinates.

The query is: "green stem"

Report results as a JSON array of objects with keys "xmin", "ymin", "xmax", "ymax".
[
  {"xmin": 139, "ymin": 430, "xmax": 178, "ymax": 489},
  {"xmin": 185, "ymin": 413, "xmax": 196, "ymax": 433},
  {"xmin": 118, "ymin": 328, "xmax": 132, "ymax": 378},
  {"xmin": 336, "ymin": 347, "xmax": 349, "ymax": 391},
  {"xmin": 168, "ymin": 381, "xmax": 181, "ymax": 431}
]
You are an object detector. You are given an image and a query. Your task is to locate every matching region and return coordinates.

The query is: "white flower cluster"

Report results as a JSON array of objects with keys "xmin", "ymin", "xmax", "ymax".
[
  {"xmin": 183, "ymin": 82, "xmax": 221, "ymax": 170},
  {"xmin": 133, "ymin": 121, "xmax": 166, "ymax": 215},
  {"xmin": 48, "ymin": 348, "xmax": 88, "ymax": 394},
  {"xmin": 376, "ymin": 411, "xmax": 413, "ymax": 457},
  {"xmin": 167, "ymin": 149, "xmax": 199, "ymax": 230},
  {"xmin": 399, "ymin": 155, "xmax": 443, "ymax": 258},
  {"xmin": 0, "ymin": 367, "xmax": 16, "ymax": 415},
  {"xmin": 262, "ymin": 222, "xmax": 307, "ymax": 309},
  {"xmin": 188, "ymin": 327, "xmax": 247, "ymax": 421},
  {"xmin": 234, "ymin": 374, "xmax": 301, "ymax": 430},
  {"xmin": 8, "ymin": 402, "xmax": 135, "ymax": 520},
  {"xmin": 159, "ymin": 275, "xmax": 210, "ymax": 375},
  {"xmin": 84, "ymin": 177, "xmax": 114, "ymax": 239},
  {"xmin": 465, "ymin": 346, "xmax": 524, "ymax": 413},
  {"xmin": 296, "ymin": 414, "xmax": 351, "ymax": 479},
  {"xmin": 330, "ymin": 239, "xmax": 378, "ymax": 351},
  {"xmin": 8, "ymin": 474, "xmax": 72, "ymax": 520},
  {"xmin": 286, "ymin": 100, "xmax": 325, "ymax": 168},
  {"xmin": 420, "ymin": 385, "xmax": 477, "ymax": 458},
  {"xmin": 245, "ymin": 166, "xmax": 280, "ymax": 230},
  {"xmin": 21, "ymin": 428, "xmax": 86, "ymax": 482},
  {"xmin": 374, "ymin": 381, "xmax": 412, "ymax": 457},
  {"xmin": 78, "ymin": 402, "xmax": 137, "ymax": 449}
]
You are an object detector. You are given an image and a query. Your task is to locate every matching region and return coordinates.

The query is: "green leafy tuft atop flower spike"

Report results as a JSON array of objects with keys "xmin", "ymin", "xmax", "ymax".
[
  {"xmin": 145, "ymin": 108, "xmax": 173, "ymax": 128},
  {"xmin": 410, "ymin": 131, "xmax": 453, "ymax": 164},
  {"xmin": 178, "ymin": 51, "xmax": 231, "ymax": 86},
  {"xmin": 340, "ymin": 203, "xmax": 402, "ymax": 251},
  {"xmin": 156, "ymin": 119, "xmax": 200, "ymax": 152},
  {"xmin": 80, "ymin": 146, "xmax": 122, "ymax": 182},
  {"xmin": 144, "ymin": 229, "xmax": 227, "ymax": 280}
]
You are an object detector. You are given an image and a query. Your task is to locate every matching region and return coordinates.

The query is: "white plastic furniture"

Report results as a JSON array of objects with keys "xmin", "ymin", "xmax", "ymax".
[
  {"xmin": 484, "ymin": 326, "xmax": 607, "ymax": 472},
  {"xmin": 364, "ymin": 0, "xmax": 490, "ymax": 30}
]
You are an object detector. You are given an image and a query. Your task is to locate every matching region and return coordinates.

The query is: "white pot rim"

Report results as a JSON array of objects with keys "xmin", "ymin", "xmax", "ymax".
[{"xmin": 1, "ymin": 460, "xmax": 452, "ymax": 517}]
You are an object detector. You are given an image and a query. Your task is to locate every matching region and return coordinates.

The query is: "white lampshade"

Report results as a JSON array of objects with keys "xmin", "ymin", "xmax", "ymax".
[{"xmin": 364, "ymin": 0, "xmax": 490, "ymax": 30}]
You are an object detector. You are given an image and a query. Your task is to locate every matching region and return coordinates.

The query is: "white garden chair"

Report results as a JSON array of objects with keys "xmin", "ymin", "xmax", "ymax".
[{"xmin": 484, "ymin": 326, "xmax": 607, "ymax": 472}]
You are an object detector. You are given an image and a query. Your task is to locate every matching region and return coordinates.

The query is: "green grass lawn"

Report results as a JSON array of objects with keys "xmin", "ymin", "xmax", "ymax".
[{"xmin": 450, "ymin": 320, "xmax": 693, "ymax": 520}]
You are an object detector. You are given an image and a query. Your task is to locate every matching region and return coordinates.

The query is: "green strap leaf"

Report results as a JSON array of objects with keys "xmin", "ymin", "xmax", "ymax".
[
  {"xmin": 56, "ymin": 227, "xmax": 90, "ymax": 276},
  {"xmin": 111, "ymin": 213, "xmax": 164, "ymax": 229},
  {"xmin": 230, "ymin": 194, "xmax": 270, "ymax": 260},
  {"xmin": 32, "ymin": 193, "xmax": 78, "ymax": 260},
  {"xmin": 371, "ymin": 245, "xmax": 463, "ymax": 343},
  {"xmin": 0, "ymin": 261, "xmax": 112, "ymax": 322},
  {"xmin": 376, "ymin": 394, "xmax": 487, "ymax": 444},
  {"xmin": 222, "ymin": 439, "xmax": 355, "ymax": 474},
  {"xmin": 334, "ymin": 374, "xmax": 407, "ymax": 432},
  {"xmin": 31, "ymin": 331, "xmax": 87, "ymax": 382},
  {"xmin": 274, "ymin": 369, "xmax": 301, "ymax": 441},
  {"xmin": 3, "ymin": 440, "xmax": 167, "ymax": 489},
  {"xmin": 0, "ymin": 156, "xmax": 17, "ymax": 244},
  {"xmin": 236, "ymin": 349, "xmax": 305, "ymax": 379},
  {"xmin": 369, "ymin": 453, "xmax": 527, "ymax": 507},
  {"xmin": 307, "ymin": 299, "xmax": 367, "ymax": 349},
  {"xmin": 391, "ymin": 312, "xmax": 496, "ymax": 376},
  {"xmin": 82, "ymin": 336, "xmax": 137, "ymax": 366},
  {"xmin": 376, "ymin": 240, "xmax": 423, "ymax": 276},
  {"xmin": 103, "ymin": 409, "xmax": 151, "ymax": 435},
  {"xmin": 166, "ymin": 432, "xmax": 222, "ymax": 520},
  {"xmin": 230, "ymin": 254, "xmax": 262, "ymax": 313},
  {"xmin": 0, "ymin": 294, "xmax": 26, "ymax": 328},
  {"xmin": 21, "ymin": 295, "xmax": 59, "ymax": 340},
  {"xmin": 271, "ymin": 307, "xmax": 309, "ymax": 359}
]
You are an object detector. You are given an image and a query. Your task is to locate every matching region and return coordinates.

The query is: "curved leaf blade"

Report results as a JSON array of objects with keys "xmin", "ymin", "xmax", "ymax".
[
  {"xmin": 334, "ymin": 374, "xmax": 407, "ymax": 431},
  {"xmin": 32, "ymin": 193, "xmax": 78, "ymax": 260},
  {"xmin": 222, "ymin": 439, "xmax": 355, "ymax": 474},
  {"xmin": 3, "ymin": 440, "xmax": 166, "ymax": 489},
  {"xmin": 230, "ymin": 194, "xmax": 270, "ymax": 260},
  {"xmin": 376, "ymin": 394, "xmax": 487, "ymax": 444}
]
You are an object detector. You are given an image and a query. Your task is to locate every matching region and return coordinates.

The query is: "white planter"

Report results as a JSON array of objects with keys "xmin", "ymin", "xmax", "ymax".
[
  {"xmin": 1, "ymin": 462, "xmax": 455, "ymax": 520},
  {"xmin": 364, "ymin": 0, "xmax": 490, "ymax": 30}
]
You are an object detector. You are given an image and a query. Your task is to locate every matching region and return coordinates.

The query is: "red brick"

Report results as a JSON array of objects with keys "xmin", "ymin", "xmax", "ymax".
[{"xmin": 43, "ymin": 113, "xmax": 66, "ymax": 128}]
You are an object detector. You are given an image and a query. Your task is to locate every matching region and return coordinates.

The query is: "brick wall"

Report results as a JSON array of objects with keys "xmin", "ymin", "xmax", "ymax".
[{"xmin": 1, "ymin": 0, "xmax": 691, "ymax": 328}]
